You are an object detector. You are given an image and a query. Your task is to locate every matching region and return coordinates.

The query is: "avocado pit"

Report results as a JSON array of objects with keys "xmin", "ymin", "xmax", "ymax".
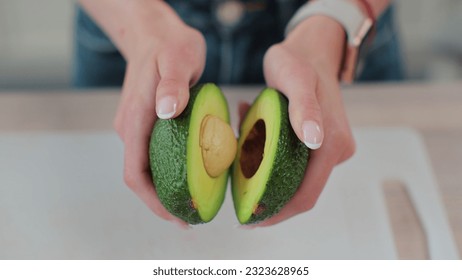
[{"xmin": 199, "ymin": 115, "xmax": 237, "ymax": 177}]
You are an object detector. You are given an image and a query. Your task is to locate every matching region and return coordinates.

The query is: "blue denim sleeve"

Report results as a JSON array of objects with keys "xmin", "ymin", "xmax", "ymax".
[
  {"xmin": 72, "ymin": 6, "xmax": 126, "ymax": 88},
  {"xmin": 357, "ymin": 4, "xmax": 406, "ymax": 81}
]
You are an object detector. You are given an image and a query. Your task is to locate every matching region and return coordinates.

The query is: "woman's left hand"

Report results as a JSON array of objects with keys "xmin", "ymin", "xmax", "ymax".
[{"xmin": 256, "ymin": 15, "xmax": 356, "ymax": 226}]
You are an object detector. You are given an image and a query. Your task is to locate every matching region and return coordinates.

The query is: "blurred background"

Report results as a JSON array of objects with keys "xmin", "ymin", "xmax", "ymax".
[{"xmin": 0, "ymin": 0, "xmax": 461, "ymax": 89}]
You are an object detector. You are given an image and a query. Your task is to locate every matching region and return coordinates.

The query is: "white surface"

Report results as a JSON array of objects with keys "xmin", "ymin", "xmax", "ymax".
[{"xmin": 0, "ymin": 128, "xmax": 458, "ymax": 259}]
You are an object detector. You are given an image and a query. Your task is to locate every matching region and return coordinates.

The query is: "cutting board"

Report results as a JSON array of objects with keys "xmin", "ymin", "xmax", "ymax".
[{"xmin": 0, "ymin": 128, "xmax": 458, "ymax": 259}]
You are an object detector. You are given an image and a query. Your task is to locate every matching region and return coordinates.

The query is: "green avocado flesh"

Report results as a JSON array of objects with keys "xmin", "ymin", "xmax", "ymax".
[
  {"xmin": 232, "ymin": 88, "xmax": 310, "ymax": 224},
  {"xmin": 149, "ymin": 83, "xmax": 230, "ymax": 224}
]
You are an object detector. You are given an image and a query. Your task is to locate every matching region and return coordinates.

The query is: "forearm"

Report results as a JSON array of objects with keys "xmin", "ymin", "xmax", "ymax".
[
  {"xmin": 78, "ymin": 0, "xmax": 183, "ymax": 58},
  {"xmin": 283, "ymin": 16, "xmax": 345, "ymax": 78},
  {"xmin": 284, "ymin": 0, "xmax": 391, "ymax": 78}
]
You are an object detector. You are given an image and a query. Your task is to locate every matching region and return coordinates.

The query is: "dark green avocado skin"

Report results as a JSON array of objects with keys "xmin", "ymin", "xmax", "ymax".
[
  {"xmin": 233, "ymin": 89, "xmax": 310, "ymax": 224},
  {"xmin": 149, "ymin": 84, "xmax": 205, "ymax": 224}
]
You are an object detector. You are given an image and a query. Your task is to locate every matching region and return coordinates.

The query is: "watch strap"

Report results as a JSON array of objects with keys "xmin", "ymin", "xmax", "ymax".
[{"xmin": 285, "ymin": 0, "xmax": 373, "ymax": 47}]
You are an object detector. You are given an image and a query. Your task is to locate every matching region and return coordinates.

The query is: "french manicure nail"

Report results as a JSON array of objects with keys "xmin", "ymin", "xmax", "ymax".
[
  {"xmin": 302, "ymin": 120, "xmax": 323, "ymax": 150},
  {"xmin": 157, "ymin": 96, "xmax": 177, "ymax": 119}
]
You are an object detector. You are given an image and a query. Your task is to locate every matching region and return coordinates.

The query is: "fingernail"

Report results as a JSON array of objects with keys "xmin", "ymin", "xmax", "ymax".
[
  {"xmin": 157, "ymin": 96, "xmax": 177, "ymax": 119},
  {"xmin": 302, "ymin": 120, "xmax": 323, "ymax": 150}
]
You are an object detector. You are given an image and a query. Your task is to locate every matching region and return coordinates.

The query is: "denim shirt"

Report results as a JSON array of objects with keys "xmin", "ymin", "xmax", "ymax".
[{"xmin": 73, "ymin": 0, "xmax": 404, "ymax": 87}]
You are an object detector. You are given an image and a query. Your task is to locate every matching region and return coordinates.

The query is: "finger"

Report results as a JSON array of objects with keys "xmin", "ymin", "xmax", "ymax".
[
  {"xmin": 155, "ymin": 77, "xmax": 190, "ymax": 120},
  {"xmin": 155, "ymin": 51, "xmax": 202, "ymax": 119},
  {"xmin": 114, "ymin": 62, "xmax": 140, "ymax": 138},
  {"xmin": 264, "ymin": 46, "xmax": 324, "ymax": 150},
  {"xmin": 114, "ymin": 58, "xmax": 160, "ymax": 139}
]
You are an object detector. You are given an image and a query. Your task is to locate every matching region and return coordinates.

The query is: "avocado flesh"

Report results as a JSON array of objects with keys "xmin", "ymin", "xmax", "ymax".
[
  {"xmin": 232, "ymin": 88, "xmax": 310, "ymax": 224},
  {"xmin": 149, "ymin": 83, "xmax": 230, "ymax": 224}
]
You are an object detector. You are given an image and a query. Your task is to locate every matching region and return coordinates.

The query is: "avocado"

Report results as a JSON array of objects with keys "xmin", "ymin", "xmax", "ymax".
[
  {"xmin": 232, "ymin": 88, "xmax": 310, "ymax": 224},
  {"xmin": 150, "ymin": 85, "xmax": 309, "ymax": 225},
  {"xmin": 149, "ymin": 83, "xmax": 235, "ymax": 224}
]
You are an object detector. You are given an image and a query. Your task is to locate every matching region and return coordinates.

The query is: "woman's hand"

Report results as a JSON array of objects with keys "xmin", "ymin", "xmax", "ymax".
[
  {"xmin": 96, "ymin": 1, "xmax": 207, "ymax": 227},
  {"xmin": 257, "ymin": 15, "xmax": 356, "ymax": 226}
]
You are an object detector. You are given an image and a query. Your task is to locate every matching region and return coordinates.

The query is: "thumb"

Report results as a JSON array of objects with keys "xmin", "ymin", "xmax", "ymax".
[
  {"xmin": 264, "ymin": 45, "xmax": 324, "ymax": 150},
  {"xmin": 155, "ymin": 53, "xmax": 199, "ymax": 119},
  {"xmin": 155, "ymin": 77, "xmax": 190, "ymax": 119}
]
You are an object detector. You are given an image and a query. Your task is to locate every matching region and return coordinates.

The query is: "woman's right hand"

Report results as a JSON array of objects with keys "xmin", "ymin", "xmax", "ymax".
[{"xmin": 80, "ymin": 0, "xmax": 207, "ymax": 227}]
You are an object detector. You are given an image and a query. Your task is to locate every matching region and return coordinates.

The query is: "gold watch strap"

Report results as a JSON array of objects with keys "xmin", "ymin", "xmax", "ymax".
[{"xmin": 285, "ymin": 0, "xmax": 373, "ymax": 83}]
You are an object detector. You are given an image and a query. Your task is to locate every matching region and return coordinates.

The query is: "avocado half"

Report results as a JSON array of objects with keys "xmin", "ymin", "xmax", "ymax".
[
  {"xmin": 149, "ymin": 83, "xmax": 232, "ymax": 224},
  {"xmin": 232, "ymin": 88, "xmax": 310, "ymax": 224}
]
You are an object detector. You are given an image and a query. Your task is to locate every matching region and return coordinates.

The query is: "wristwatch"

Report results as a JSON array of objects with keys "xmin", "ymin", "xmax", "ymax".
[{"xmin": 285, "ymin": 0, "xmax": 375, "ymax": 83}]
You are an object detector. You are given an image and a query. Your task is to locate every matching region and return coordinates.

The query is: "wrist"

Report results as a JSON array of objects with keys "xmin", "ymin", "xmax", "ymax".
[
  {"xmin": 283, "ymin": 15, "xmax": 346, "ymax": 79},
  {"xmin": 80, "ymin": 0, "xmax": 187, "ymax": 60},
  {"xmin": 119, "ymin": 1, "xmax": 187, "ymax": 59}
]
